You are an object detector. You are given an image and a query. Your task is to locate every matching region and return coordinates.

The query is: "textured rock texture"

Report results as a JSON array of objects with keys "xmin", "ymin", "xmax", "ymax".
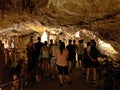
[{"xmin": 0, "ymin": 0, "xmax": 120, "ymax": 60}]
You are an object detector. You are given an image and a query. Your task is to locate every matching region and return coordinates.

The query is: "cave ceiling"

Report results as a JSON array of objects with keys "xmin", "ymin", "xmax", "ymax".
[
  {"xmin": 0, "ymin": 0, "xmax": 120, "ymax": 58},
  {"xmin": 0, "ymin": 1, "xmax": 120, "ymax": 34}
]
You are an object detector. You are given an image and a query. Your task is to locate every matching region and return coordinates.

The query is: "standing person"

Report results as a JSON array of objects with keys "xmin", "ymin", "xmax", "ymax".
[
  {"xmin": 26, "ymin": 37, "xmax": 36, "ymax": 82},
  {"xmin": 34, "ymin": 37, "xmax": 44, "ymax": 67},
  {"xmin": 58, "ymin": 40, "xmax": 62, "ymax": 45},
  {"xmin": 58, "ymin": 40, "xmax": 62, "ymax": 47},
  {"xmin": 56, "ymin": 42, "xmax": 71, "ymax": 86},
  {"xmin": 49, "ymin": 39, "xmax": 54, "ymax": 73},
  {"xmin": 77, "ymin": 39, "xmax": 84, "ymax": 69},
  {"xmin": 26, "ymin": 37, "xmax": 35, "ymax": 73},
  {"xmin": 40, "ymin": 41, "xmax": 51, "ymax": 76},
  {"xmin": 86, "ymin": 39, "xmax": 99, "ymax": 83},
  {"xmin": 49, "ymin": 39, "xmax": 54, "ymax": 48},
  {"xmin": 51, "ymin": 42, "xmax": 59, "ymax": 79},
  {"xmin": 66, "ymin": 40, "xmax": 74, "ymax": 73},
  {"xmin": 82, "ymin": 42, "xmax": 91, "ymax": 82},
  {"xmin": 73, "ymin": 40, "xmax": 77, "ymax": 69}
]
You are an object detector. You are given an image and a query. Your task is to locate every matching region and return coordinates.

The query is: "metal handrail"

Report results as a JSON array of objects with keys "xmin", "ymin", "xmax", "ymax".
[
  {"xmin": 106, "ymin": 71, "xmax": 120, "ymax": 90},
  {"xmin": 0, "ymin": 66, "xmax": 38, "ymax": 90},
  {"xmin": 98, "ymin": 62, "xmax": 120, "ymax": 90}
]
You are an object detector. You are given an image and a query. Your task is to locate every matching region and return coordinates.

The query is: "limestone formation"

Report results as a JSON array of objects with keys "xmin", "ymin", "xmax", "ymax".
[{"xmin": 0, "ymin": 0, "xmax": 120, "ymax": 60}]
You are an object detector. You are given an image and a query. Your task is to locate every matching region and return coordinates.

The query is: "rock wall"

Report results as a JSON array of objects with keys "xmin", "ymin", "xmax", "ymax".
[{"xmin": 0, "ymin": 0, "xmax": 120, "ymax": 59}]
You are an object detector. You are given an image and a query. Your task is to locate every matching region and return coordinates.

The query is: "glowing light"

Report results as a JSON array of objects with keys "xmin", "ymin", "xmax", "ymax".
[
  {"xmin": 41, "ymin": 32, "xmax": 48, "ymax": 43},
  {"xmin": 75, "ymin": 31, "xmax": 80, "ymax": 38}
]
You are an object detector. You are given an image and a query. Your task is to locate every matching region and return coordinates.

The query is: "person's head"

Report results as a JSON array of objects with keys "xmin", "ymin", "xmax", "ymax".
[
  {"xmin": 58, "ymin": 40, "xmax": 62, "ymax": 45},
  {"xmin": 30, "ymin": 36, "xmax": 33, "ymax": 43},
  {"xmin": 37, "ymin": 37, "xmax": 41, "ymax": 41},
  {"xmin": 87, "ymin": 42, "xmax": 90, "ymax": 47},
  {"xmin": 68, "ymin": 39, "xmax": 72, "ymax": 44},
  {"xmin": 50, "ymin": 39, "xmax": 53, "ymax": 44},
  {"xmin": 90, "ymin": 39, "xmax": 96, "ymax": 46},
  {"xmin": 44, "ymin": 41, "xmax": 48, "ymax": 46},
  {"xmin": 81, "ymin": 39, "xmax": 84, "ymax": 43},
  {"xmin": 59, "ymin": 40, "xmax": 62, "ymax": 44},
  {"xmin": 79, "ymin": 39, "xmax": 84, "ymax": 44}
]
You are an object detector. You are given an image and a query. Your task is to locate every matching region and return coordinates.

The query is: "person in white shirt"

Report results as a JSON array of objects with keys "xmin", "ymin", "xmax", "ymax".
[
  {"xmin": 50, "ymin": 42, "xmax": 58, "ymax": 79},
  {"xmin": 77, "ymin": 39, "xmax": 84, "ymax": 69},
  {"xmin": 40, "ymin": 41, "xmax": 51, "ymax": 76}
]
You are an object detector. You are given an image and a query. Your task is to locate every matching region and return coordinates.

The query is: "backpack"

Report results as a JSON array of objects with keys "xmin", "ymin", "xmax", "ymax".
[
  {"xmin": 90, "ymin": 46, "xmax": 99, "ymax": 59},
  {"xmin": 83, "ymin": 48, "xmax": 89, "ymax": 60}
]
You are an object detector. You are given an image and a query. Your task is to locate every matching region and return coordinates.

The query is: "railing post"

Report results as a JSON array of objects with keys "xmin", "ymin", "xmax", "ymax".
[
  {"xmin": 20, "ymin": 77, "xmax": 24, "ymax": 90},
  {"xmin": 98, "ymin": 67, "xmax": 101, "ymax": 90}
]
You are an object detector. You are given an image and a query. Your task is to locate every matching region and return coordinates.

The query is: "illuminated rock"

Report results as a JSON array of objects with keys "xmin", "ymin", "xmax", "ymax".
[{"xmin": 0, "ymin": 0, "xmax": 120, "ymax": 60}]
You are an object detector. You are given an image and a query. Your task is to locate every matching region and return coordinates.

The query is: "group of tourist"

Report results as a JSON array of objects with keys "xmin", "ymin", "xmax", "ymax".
[{"xmin": 26, "ymin": 36, "xmax": 100, "ymax": 86}]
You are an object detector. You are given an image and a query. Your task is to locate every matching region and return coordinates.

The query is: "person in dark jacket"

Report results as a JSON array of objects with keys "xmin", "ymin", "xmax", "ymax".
[
  {"xmin": 86, "ymin": 39, "xmax": 99, "ymax": 83},
  {"xmin": 34, "ymin": 37, "xmax": 44, "ymax": 66},
  {"xmin": 66, "ymin": 40, "xmax": 74, "ymax": 73}
]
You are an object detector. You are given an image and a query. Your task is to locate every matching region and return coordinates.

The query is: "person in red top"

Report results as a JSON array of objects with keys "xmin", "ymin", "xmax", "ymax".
[{"xmin": 55, "ymin": 42, "xmax": 71, "ymax": 86}]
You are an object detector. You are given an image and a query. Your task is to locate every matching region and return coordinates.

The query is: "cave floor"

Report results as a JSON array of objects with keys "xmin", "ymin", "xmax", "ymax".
[{"xmin": 24, "ymin": 68, "xmax": 99, "ymax": 90}]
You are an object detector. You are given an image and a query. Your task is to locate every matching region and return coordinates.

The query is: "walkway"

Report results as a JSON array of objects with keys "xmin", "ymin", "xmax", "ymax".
[{"xmin": 25, "ymin": 69, "xmax": 99, "ymax": 90}]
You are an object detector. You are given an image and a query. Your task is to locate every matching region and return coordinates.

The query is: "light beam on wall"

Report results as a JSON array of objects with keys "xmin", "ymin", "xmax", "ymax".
[
  {"xmin": 75, "ymin": 31, "xmax": 80, "ymax": 38},
  {"xmin": 41, "ymin": 31, "xmax": 48, "ymax": 43},
  {"xmin": 98, "ymin": 39, "xmax": 119, "ymax": 54}
]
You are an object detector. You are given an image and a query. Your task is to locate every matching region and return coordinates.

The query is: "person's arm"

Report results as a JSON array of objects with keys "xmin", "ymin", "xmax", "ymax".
[
  {"xmin": 66, "ymin": 49, "xmax": 68, "ymax": 59},
  {"xmin": 55, "ymin": 49, "xmax": 58, "ymax": 59},
  {"xmin": 87, "ymin": 46, "xmax": 96, "ymax": 62},
  {"xmin": 49, "ymin": 48, "xmax": 52, "ymax": 58},
  {"xmin": 38, "ymin": 48, "xmax": 42, "ymax": 61},
  {"xmin": 87, "ymin": 51, "xmax": 96, "ymax": 62}
]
